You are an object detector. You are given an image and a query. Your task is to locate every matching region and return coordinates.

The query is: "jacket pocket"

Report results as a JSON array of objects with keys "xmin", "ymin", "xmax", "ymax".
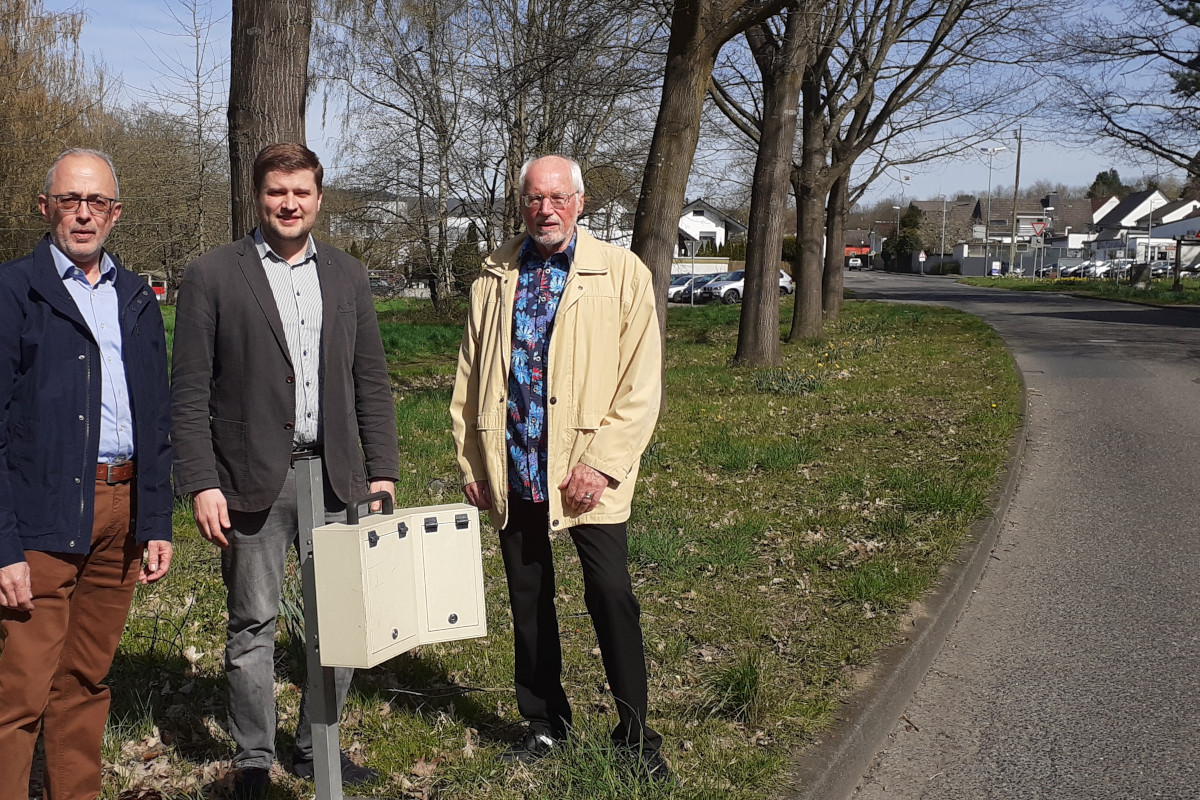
[
  {"xmin": 568, "ymin": 410, "xmax": 605, "ymax": 431},
  {"xmin": 210, "ymin": 417, "xmax": 249, "ymax": 495},
  {"xmin": 475, "ymin": 411, "xmax": 505, "ymax": 431}
]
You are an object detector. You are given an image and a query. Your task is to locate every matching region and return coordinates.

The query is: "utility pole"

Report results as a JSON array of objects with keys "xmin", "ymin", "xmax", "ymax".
[
  {"xmin": 980, "ymin": 146, "xmax": 1007, "ymax": 273},
  {"xmin": 1007, "ymin": 126, "xmax": 1023, "ymax": 276}
]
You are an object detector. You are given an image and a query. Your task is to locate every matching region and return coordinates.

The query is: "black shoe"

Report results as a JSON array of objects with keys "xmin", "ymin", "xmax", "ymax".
[
  {"xmin": 617, "ymin": 746, "xmax": 675, "ymax": 784},
  {"xmin": 498, "ymin": 729, "xmax": 564, "ymax": 764},
  {"xmin": 638, "ymin": 749, "xmax": 675, "ymax": 783},
  {"xmin": 230, "ymin": 766, "xmax": 270, "ymax": 800},
  {"xmin": 291, "ymin": 751, "xmax": 380, "ymax": 786}
]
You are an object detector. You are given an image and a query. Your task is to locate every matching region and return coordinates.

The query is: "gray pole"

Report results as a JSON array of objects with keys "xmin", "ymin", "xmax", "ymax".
[
  {"xmin": 940, "ymin": 196, "xmax": 948, "ymax": 270},
  {"xmin": 296, "ymin": 456, "xmax": 347, "ymax": 800},
  {"xmin": 1007, "ymin": 127, "xmax": 1023, "ymax": 277}
]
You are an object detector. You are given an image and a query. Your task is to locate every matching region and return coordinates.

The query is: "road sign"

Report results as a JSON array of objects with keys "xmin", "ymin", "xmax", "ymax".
[
  {"xmin": 1032, "ymin": 235, "xmax": 1044, "ymax": 248},
  {"xmin": 1031, "ymin": 221, "xmax": 1047, "ymax": 236},
  {"xmin": 918, "ymin": 250, "xmax": 927, "ymax": 262}
]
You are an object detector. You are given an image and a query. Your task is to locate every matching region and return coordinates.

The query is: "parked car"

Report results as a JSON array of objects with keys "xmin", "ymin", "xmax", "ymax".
[
  {"xmin": 847, "ymin": 257, "xmax": 863, "ymax": 270},
  {"xmin": 700, "ymin": 269, "xmax": 794, "ymax": 304},
  {"xmin": 666, "ymin": 274, "xmax": 694, "ymax": 302},
  {"xmin": 779, "ymin": 270, "xmax": 795, "ymax": 295},
  {"xmin": 1035, "ymin": 262, "xmax": 1059, "ymax": 278},
  {"xmin": 674, "ymin": 273, "xmax": 717, "ymax": 303},
  {"xmin": 368, "ymin": 270, "xmax": 407, "ymax": 298},
  {"xmin": 1059, "ymin": 261, "xmax": 1088, "ymax": 278}
]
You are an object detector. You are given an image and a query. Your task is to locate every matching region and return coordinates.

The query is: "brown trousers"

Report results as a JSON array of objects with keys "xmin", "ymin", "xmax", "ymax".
[{"xmin": 0, "ymin": 479, "xmax": 142, "ymax": 800}]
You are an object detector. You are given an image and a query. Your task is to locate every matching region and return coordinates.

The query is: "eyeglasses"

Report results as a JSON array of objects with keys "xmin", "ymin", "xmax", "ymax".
[
  {"xmin": 521, "ymin": 192, "xmax": 577, "ymax": 210},
  {"xmin": 50, "ymin": 194, "xmax": 119, "ymax": 214}
]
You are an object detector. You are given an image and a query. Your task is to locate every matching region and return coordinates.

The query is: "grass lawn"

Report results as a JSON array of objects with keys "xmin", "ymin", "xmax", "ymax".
[
  {"xmin": 958, "ymin": 275, "xmax": 1200, "ymax": 304},
  {"xmin": 100, "ymin": 297, "xmax": 1021, "ymax": 799}
]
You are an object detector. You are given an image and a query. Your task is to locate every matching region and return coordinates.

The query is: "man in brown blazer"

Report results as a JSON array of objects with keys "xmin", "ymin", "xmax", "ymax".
[{"xmin": 171, "ymin": 143, "xmax": 399, "ymax": 799}]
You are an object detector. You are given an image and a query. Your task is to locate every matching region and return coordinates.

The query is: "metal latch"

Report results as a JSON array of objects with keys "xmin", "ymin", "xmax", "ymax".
[
  {"xmin": 424, "ymin": 516, "xmax": 438, "ymax": 533},
  {"xmin": 455, "ymin": 513, "xmax": 469, "ymax": 529}
]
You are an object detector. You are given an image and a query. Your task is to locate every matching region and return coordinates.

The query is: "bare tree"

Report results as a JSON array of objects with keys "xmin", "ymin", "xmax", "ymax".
[
  {"xmin": 119, "ymin": 0, "xmax": 229, "ymax": 296},
  {"xmin": 316, "ymin": 0, "xmax": 475, "ymax": 310},
  {"xmin": 228, "ymin": 0, "xmax": 311, "ymax": 240},
  {"xmin": 1049, "ymin": 1, "xmax": 1200, "ymax": 186},
  {"xmin": 631, "ymin": 0, "xmax": 790, "ymax": 347},
  {"xmin": 787, "ymin": 0, "xmax": 1036, "ymax": 340},
  {"xmin": 0, "ymin": 0, "xmax": 102, "ymax": 260},
  {"xmin": 314, "ymin": 0, "xmax": 660, "ymax": 307},
  {"xmin": 720, "ymin": 4, "xmax": 812, "ymax": 366}
]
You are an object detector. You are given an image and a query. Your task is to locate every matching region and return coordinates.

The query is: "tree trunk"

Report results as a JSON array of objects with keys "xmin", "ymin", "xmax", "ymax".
[
  {"xmin": 822, "ymin": 171, "xmax": 847, "ymax": 320},
  {"xmin": 733, "ymin": 8, "xmax": 806, "ymax": 366},
  {"xmin": 788, "ymin": 70, "xmax": 826, "ymax": 342},
  {"xmin": 631, "ymin": 4, "xmax": 717, "ymax": 344},
  {"xmin": 228, "ymin": 0, "xmax": 311, "ymax": 241}
]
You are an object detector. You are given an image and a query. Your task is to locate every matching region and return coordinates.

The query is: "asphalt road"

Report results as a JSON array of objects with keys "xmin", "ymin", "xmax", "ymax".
[{"xmin": 844, "ymin": 272, "xmax": 1200, "ymax": 799}]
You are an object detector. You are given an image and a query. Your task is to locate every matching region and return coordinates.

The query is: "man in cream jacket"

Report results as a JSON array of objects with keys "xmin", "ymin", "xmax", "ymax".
[{"xmin": 450, "ymin": 155, "xmax": 668, "ymax": 781}]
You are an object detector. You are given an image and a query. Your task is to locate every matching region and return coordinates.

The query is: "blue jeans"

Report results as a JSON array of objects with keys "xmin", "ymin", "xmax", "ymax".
[{"xmin": 221, "ymin": 466, "xmax": 352, "ymax": 769}]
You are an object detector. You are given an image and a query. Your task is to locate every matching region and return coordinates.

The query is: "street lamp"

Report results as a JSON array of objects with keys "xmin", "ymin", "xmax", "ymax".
[
  {"xmin": 940, "ymin": 199, "xmax": 971, "ymax": 272},
  {"xmin": 872, "ymin": 221, "xmax": 891, "ymax": 270},
  {"xmin": 892, "ymin": 205, "xmax": 901, "ymax": 270},
  {"xmin": 980, "ymin": 145, "xmax": 1008, "ymax": 272},
  {"xmin": 1145, "ymin": 197, "xmax": 1161, "ymax": 268}
]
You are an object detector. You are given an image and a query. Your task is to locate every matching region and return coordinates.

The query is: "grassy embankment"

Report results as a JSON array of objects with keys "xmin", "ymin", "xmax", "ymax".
[
  {"xmin": 101, "ymin": 298, "xmax": 1021, "ymax": 799},
  {"xmin": 959, "ymin": 275, "xmax": 1200, "ymax": 304}
]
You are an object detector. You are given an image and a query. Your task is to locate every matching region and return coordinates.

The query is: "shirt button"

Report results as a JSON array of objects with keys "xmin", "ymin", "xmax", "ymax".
[
  {"xmin": 78, "ymin": 355, "xmax": 85, "ymax": 360},
  {"xmin": 551, "ymin": 519, "xmax": 560, "ymax": 528},
  {"xmin": 78, "ymin": 414, "xmax": 84, "ymax": 421},
  {"xmin": 284, "ymin": 422, "xmax": 294, "ymax": 430},
  {"xmin": 75, "ymin": 477, "xmax": 81, "ymax": 484},
  {"xmin": 549, "ymin": 397, "xmax": 557, "ymax": 405},
  {"xmin": 69, "ymin": 540, "xmax": 75, "ymax": 547},
  {"xmin": 286, "ymin": 376, "xmax": 295, "ymax": 384}
]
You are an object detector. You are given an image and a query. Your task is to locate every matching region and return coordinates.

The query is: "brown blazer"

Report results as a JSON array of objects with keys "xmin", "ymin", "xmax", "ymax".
[{"xmin": 171, "ymin": 233, "xmax": 399, "ymax": 512}]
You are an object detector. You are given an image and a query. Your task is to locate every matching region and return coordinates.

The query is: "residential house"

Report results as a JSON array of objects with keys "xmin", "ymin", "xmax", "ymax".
[{"xmin": 677, "ymin": 198, "xmax": 747, "ymax": 255}]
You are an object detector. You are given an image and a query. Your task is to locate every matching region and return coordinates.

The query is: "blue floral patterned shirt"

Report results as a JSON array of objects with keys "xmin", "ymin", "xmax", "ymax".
[{"xmin": 507, "ymin": 234, "xmax": 575, "ymax": 501}]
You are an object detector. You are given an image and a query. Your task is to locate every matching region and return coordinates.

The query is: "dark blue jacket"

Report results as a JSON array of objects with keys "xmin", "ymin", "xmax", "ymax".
[{"xmin": 0, "ymin": 237, "xmax": 173, "ymax": 568}]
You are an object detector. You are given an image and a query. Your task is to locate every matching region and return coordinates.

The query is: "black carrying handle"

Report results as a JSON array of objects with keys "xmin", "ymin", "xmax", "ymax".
[{"xmin": 345, "ymin": 491, "xmax": 394, "ymax": 525}]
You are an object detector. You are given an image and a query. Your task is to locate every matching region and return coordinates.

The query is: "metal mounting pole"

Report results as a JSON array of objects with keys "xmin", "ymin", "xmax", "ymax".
[{"xmin": 295, "ymin": 455, "xmax": 347, "ymax": 800}]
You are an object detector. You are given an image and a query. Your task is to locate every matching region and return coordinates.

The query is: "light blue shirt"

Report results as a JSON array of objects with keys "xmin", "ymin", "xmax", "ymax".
[
  {"xmin": 254, "ymin": 229, "xmax": 323, "ymax": 446},
  {"xmin": 53, "ymin": 244, "xmax": 134, "ymax": 462}
]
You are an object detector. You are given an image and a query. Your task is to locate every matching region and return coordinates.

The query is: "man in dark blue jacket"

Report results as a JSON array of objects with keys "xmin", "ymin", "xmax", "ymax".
[{"xmin": 0, "ymin": 149, "xmax": 174, "ymax": 800}]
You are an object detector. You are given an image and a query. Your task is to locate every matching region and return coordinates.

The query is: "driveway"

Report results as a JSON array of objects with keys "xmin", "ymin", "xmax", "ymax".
[{"xmin": 844, "ymin": 272, "xmax": 1200, "ymax": 798}]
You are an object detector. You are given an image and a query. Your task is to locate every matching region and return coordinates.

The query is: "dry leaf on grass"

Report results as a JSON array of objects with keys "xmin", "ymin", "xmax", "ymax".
[{"xmin": 410, "ymin": 756, "xmax": 442, "ymax": 779}]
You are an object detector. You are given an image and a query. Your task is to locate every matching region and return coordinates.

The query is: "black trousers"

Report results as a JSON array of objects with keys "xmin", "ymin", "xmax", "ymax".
[{"xmin": 499, "ymin": 496, "xmax": 661, "ymax": 754}]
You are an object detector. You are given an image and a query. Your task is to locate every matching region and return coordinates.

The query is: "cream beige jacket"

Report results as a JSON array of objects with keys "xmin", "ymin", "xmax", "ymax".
[{"xmin": 450, "ymin": 227, "xmax": 662, "ymax": 532}]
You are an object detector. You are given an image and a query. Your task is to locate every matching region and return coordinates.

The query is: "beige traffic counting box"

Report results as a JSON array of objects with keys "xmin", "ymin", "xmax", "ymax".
[{"xmin": 312, "ymin": 503, "xmax": 487, "ymax": 668}]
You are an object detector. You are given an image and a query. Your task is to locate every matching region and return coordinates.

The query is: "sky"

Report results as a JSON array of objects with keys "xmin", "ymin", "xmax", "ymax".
[{"xmin": 47, "ymin": 0, "xmax": 1176, "ymax": 206}]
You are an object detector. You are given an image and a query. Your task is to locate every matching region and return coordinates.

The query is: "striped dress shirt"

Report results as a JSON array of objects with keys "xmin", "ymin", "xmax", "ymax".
[{"xmin": 255, "ymin": 229, "xmax": 323, "ymax": 446}]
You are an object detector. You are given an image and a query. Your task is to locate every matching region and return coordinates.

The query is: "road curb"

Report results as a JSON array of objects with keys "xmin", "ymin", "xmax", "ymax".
[{"xmin": 777, "ymin": 351, "xmax": 1030, "ymax": 800}]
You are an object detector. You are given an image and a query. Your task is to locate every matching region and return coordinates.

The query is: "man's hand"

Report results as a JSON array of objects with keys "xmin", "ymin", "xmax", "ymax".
[
  {"xmin": 558, "ymin": 463, "xmax": 610, "ymax": 517},
  {"xmin": 139, "ymin": 540, "xmax": 173, "ymax": 584},
  {"xmin": 192, "ymin": 488, "xmax": 231, "ymax": 548},
  {"xmin": 463, "ymin": 480, "xmax": 493, "ymax": 511},
  {"xmin": 368, "ymin": 479, "xmax": 396, "ymax": 512},
  {"xmin": 0, "ymin": 561, "xmax": 33, "ymax": 611}
]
